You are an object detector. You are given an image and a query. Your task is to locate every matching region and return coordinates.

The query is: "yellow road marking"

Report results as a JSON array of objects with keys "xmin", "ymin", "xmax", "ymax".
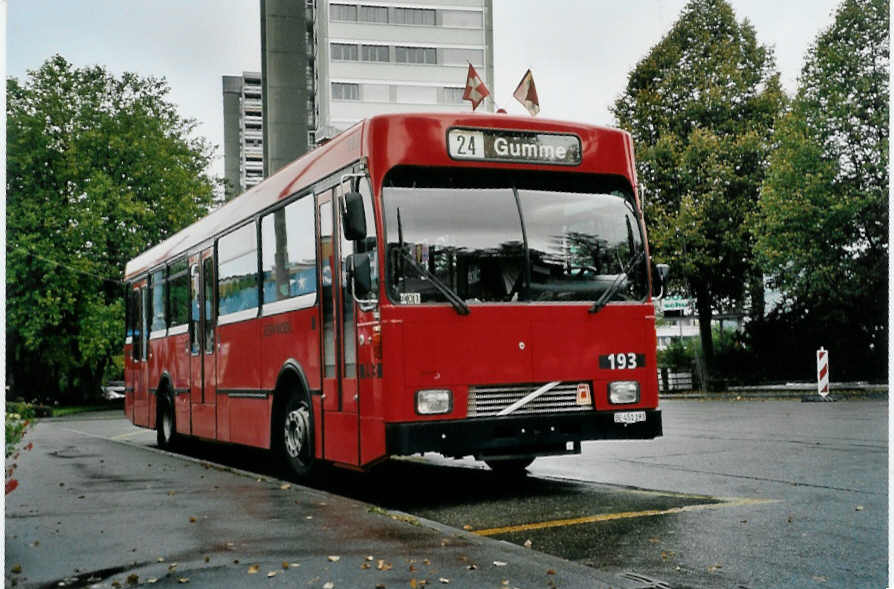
[{"xmin": 473, "ymin": 497, "xmax": 778, "ymax": 537}]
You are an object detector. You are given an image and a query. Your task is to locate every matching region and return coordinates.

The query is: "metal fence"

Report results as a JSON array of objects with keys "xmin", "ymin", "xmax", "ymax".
[{"xmin": 657, "ymin": 367, "xmax": 695, "ymax": 393}]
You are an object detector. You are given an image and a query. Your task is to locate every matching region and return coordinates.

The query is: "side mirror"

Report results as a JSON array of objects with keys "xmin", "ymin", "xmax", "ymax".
[
  {"xmin": 342, "ymin": 191, "xmax": 367, "ymax": 241},
  {"xmin": 652, "ymin": 263, "xmax": 670, "ymax": 299},
  {"xmin": 350, "ymin": 252, "xmax": 373, "ymax": 296}
]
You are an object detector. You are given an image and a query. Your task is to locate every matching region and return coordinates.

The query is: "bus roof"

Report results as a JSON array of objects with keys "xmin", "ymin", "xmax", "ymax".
[{"xmin": 124, "ymin": 112, "xmax": 636, "ymax": 280}]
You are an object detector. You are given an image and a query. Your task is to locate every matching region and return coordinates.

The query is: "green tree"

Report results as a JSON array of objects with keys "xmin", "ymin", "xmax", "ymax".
[
  {"xmin": 752, "ymin": 0, "xmax": 889, "ymax": 379},
  {"xmin": 612, "ymin": 0, "xmax": 785, "ymax": 386},
  {"xmin": 7, "ymin": 55, "xmax": 217, "ymax": 401}
]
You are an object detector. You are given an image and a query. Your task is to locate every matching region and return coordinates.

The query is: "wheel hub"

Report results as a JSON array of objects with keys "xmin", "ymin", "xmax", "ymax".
[{"xmin": 284, "ymin": 406, "xmax": 310, "ymax": 458}]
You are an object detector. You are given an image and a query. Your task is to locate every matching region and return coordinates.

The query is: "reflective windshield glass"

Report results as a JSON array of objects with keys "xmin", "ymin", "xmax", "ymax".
[
  {"xmin": 384, "ymin": 187, "xmax": 525, "ymax": 304},
  {"xmin": 383, "ymin": 169, "xmax": 648, "ymax": 305},
  {"xmin": 519, "ymin": 190, "xmax": 646, "ymax": 302}
]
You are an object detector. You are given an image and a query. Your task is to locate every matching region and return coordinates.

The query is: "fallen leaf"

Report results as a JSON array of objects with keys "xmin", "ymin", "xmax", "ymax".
[
  {"xmin": 282, "ymin": 561, "xmax": 290, "ymax": 570},
  {"xmin": 248, "ymin": 564, "xmax": 260, "ymax": 574},
  {"xmin": 157, "ymin": 557, "xmax": 165, "ymax": 563},
  {"xmin": 377, "ymin": 559, "xmax": 392, "ymax": 571},
  {"xmin": 11, "ymin": 564, "xmax": 22, "ymax": 574},
  {"xmin": 323, "ymin": 583, "xmax": 335, "ymax": 589},
  {"xmin": 168, "ymin": 563, "xmax": 178, "ymax": 571},
  {"xmin": 204, "ymin": 556, "xmax": 210, "ymax": 563},
  {"xmin": 856, "ymin": 505, "xmax": 864, "ymax": 511},
  {"xmin": 546, "ymin": 569, "xmax": 556, "ymax": 575},
  {"xmin": 328, "ymin": 555, "xmax": 341, "ymax": 562},
  {"xmin": 462, "ymin": 525, "xmax": 473, "ymax": 531},
  {"xmin": 813, "ymin": 575, "xmax": 827, "ymax": 583},
  {"xmin": 423, "ymin": 559, "xmax": 431, "ymax": 566},
  {"xmin": 410, "ymin": 579, "xmax": 418, "ymax": 589},
  {"xmin": 361, "ymin": 562, "xmax": 371, "ymax": 570},
  {"xmin": 127, "ymin": 573, "xmax": 139, "ymax": 584},
  {"xmin": 189, "ymin": 517, "xmax": 197, "ymax": 523},
  {"xmin": 439, "ymin": 578, "xmax": 450, "ymax": 584},
  {"xmin": 267, "ymin": 571, "xmax": 277, "ymax": 578},
  {"xmin": 523, "ymin": 539, "xmax": 532, "ymax": 549},
  {"xmin": 290, "ymin": 563, "xmax": 301, "ymax": 568},
  {"xmin": 648, "ymin": 537, "xmax": 660, "ymax": 543},
  {"xmin": 280, "ymin": 483, "xmax": 291, "ymax": 490},
  {"xmin": 178, "ymin": 578, "xmax": 189, "ymax": 584},
  {"xmin": 146, "ymin": 578, "xmax": 158, "ymax": 584},
  {"xmin": 366, "ymin": 556, "xmax": 375, "ymax": 561},
  {"xmin": 493, "ymin": 561, "xmax": 507, "ymax": 567}
]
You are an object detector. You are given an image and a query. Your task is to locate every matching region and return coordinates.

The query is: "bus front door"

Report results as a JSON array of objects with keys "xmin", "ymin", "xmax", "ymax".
[
  {"xmin": 189, "ymin": 249, "xmax": 217, "ymax": 440},
  {"xmin": 318, "ymin": 190, "xmax": 360, "ymax": 465}
]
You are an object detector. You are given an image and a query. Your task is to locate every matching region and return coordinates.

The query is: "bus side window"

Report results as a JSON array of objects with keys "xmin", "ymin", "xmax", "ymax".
[
  {"xmin": 203, "ymin": 256, "xmax": 215, "ymax": 353},
  {"xmin": 167, "ymin": 259, "xmax": 190, "ymax": 328},
  {"xmin": 358, "ymin": 177, "xmax": 379, "ymax": 293},
  {"xmin": 189, "ymin": 263, "xmax": 201, "ymax": 354},
  {"xmin": 150, "ymin": 269, "xmax": 166, "ymax": 333}
]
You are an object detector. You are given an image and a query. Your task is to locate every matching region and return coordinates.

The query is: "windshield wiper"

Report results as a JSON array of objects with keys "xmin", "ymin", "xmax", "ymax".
[
  {"xmin": 395, "ymin": 205, "xmax": 469, "ymax": 316},
  {"xmin": 589, "ymin": 250, "xmax": 644, "ymax": 314},
  {"xmin": 399, "ymin": 249, "xmax": 470, "ymax": 316}
]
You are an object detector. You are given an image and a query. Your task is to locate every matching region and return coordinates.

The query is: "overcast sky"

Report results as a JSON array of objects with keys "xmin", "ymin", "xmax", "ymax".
[{"xmin": 8, "ymin": 0, "xmax": 842, "ymax": 178}]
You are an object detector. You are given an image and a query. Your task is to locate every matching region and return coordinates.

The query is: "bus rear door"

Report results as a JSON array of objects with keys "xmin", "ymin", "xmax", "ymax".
[{"xmin": 189, "ymin": 249, "xmax": 217, "ymax": 439}]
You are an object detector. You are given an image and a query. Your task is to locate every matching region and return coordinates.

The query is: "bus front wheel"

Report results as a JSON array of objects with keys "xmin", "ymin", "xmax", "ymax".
[{"xmin": 278, "ymin": 393, "xmax": 316, "ymax": 479}]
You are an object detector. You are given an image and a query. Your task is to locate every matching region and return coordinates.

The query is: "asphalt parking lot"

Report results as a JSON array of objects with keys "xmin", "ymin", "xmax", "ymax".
[{"xmin": 6, "ymin": 397, "xmax": 888, "ymax": 588}]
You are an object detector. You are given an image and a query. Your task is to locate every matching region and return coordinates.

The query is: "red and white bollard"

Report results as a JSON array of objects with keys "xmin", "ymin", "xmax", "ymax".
[{"xmin": 816, "ymin": 347, "xmax": 830, "ymax": 398}]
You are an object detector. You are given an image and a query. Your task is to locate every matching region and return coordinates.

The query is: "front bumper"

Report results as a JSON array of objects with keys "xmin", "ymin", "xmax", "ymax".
[{"xmin": 385, "ymin": 409, "xmax": 662, "ymax": 459}]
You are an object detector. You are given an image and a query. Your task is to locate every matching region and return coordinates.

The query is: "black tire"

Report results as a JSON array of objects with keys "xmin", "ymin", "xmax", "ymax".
[
  {"xmin": 276, "ymin": 391, "xmax": 316, "ymax": 480},
  {"xmin": 156, "ymin": 396, "xmax": 177, "ymax": 450},
  {"xmin": 484, "ymin": 457, "xmax": 535, "ymax": 475}
]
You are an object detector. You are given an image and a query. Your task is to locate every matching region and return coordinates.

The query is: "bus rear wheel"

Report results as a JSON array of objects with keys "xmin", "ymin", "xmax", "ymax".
[
  {"xmin": 156, "ymin": 397, "xmax": 177, "ymax": 450},
  {"xmin": 484, "ymin": 457, "xmax": 535, "ymax": 475},
  {"xmin": 278, "ymin": 393, "xmax": 316, "ymax": 480}
]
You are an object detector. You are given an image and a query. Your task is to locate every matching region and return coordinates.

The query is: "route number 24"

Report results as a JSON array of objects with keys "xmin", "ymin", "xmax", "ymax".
[{"xmin": 607, "ymin": 353, "xmax": 638, "ymax": 370}]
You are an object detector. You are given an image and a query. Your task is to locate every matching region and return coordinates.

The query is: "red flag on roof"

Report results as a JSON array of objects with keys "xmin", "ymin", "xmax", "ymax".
[
  {"xmin": 513, "ymin": 69, "xmax": 540, "ymax": 116},
  {"xmin": 463, "ymin": 63, "xmax": 490, "ymax": 111}
]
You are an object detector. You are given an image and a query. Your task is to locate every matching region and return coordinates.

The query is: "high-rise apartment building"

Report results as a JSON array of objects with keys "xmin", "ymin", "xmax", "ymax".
[
  {"xmin": 222, "ymin": 72, "xmax": 265, "ymax": 198},
  {"xmin": 227, "ymin": 0, "xmax": 494, "ymax": 191},
  {"xmin": 316, "ymin": 0, "xmax": 495, "ymax": 137}
]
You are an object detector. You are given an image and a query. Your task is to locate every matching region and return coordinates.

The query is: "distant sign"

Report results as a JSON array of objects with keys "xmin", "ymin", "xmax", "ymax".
[
  {"xmin": 447, "ymin": 127, "xmax": 581, "ymax": 166},
  {"xmin": 661, "ymin": 296, "xmax": 690, "ymax": 312}
]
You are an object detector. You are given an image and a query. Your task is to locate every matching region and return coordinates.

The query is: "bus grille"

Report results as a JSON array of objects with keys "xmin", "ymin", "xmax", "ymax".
[{"xmin": 467, "ymin": 382, "xmax": 593, "ymax": 418}]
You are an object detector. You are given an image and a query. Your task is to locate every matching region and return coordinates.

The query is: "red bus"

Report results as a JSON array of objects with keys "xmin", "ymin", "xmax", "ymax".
[{"xmin": 123, "ymin": 112, "xmax": 664, "ymax": 478}]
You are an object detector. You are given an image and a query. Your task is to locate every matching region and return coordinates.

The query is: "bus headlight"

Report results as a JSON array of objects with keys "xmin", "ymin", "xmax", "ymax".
[
  {"xmin": 608, "ymin": 381, "xmax": 640, "ymax": 404},
  {"xmin": 416, "ymin": 389, "xmax": 452, "ymax": 415}
]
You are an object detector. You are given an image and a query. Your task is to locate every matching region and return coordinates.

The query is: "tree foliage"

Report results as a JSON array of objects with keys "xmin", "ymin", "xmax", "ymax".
[
  {"xmin": 751, "ymin": 0, "xmax": 889, "ymax": 380},
  {"xmin": 612, "ymin": 0, "xmax": 785, "ymax": 384},
  {"xmin": 7, "ymin": 55, "xmax": 217, "ymax": 400}
]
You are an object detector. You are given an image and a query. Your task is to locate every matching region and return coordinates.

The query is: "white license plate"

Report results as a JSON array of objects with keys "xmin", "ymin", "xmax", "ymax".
[{"xmin": 614, "ymin": 410, "xmax": 646, "ymax": 424}]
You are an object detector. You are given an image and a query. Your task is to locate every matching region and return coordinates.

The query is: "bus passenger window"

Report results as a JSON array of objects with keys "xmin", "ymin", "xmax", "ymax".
[
  {"xmin": 189, "ymin": 264, "xmax": 201, "ymax": 354},
  {"xmin": 167, "ymin": 259, "xmax": 189, "ymax": 327},
  {"xmin": 203, "ymin": 257, "xmax": 215, "ymax": 352},
  {"xmin": 150, "ymin": 269, "xmax": 166, "ymax": 332},
  {"xmin": 260, "ymin": 196, "xmax": 317, "ymax": 306},
  {"xmin": 218, "ymin": 223, "xmax": 259, "ymax": 316}
]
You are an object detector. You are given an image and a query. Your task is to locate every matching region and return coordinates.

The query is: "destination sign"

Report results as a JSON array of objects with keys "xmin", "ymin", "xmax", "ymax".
[{"xmin": 447, "ymin": 127, "xmax": 581, "ymax": 166}]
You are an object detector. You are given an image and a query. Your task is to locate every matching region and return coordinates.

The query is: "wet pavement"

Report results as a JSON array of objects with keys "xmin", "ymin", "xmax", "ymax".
[{"xmin": 5, "ymin": 398, "xmax": 888, "ymax": 588}]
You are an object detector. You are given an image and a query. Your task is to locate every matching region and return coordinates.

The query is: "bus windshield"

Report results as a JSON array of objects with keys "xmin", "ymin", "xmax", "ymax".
[{"xmin": 383, "ymin": 172, "xmax": 648, "ymax": 306}]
